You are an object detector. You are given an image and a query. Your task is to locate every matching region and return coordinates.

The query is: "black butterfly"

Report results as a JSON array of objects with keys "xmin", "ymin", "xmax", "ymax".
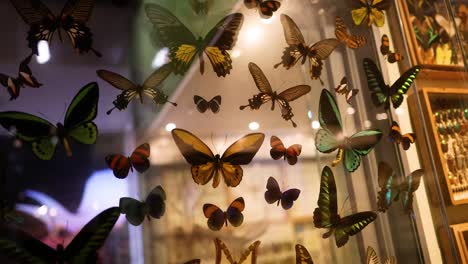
[
  {"xmin": 189, "ymin": 0, "xmax": 213, "ymax": 15},
  {"xmin": 10, "ymin": 0, "xmax": 101, "ymax": 57},
  {"xmin": 194, "ymin": 95, "xmax": 222, "ymax": 113},
  {"xmin": 0, "ymin": 54, "xmax": 42, "ymax": 100},
  {"xmin": 264, "ymin": 177, "xmax": 300, "ymax": 210},
  {"xmin": 388, "ymin": 121, "xmax": 416, "ymax": 150},
  {"xmin": 244, "ymin": 0, "xmax": 281, "ymax": 19}
]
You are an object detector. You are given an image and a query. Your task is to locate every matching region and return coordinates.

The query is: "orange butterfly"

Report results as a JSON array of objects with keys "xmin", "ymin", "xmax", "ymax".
[
  {"xmin": 269, "ymin": 136, "xmax": 302, "ymax": 165},
  {"xmin": 335, "ymin": 16, "xmax": 367, "ymax": 49},
  {"xmin": 203, "ymin": 197, "xmax": 245, "ymax": 231},
  {"xmin": 105, "ymin": 143, "xmax": 150, "ymax": 179},
  {"xmin": 380, "ymin": 35, "xmax": 404, "ymax": 63}
]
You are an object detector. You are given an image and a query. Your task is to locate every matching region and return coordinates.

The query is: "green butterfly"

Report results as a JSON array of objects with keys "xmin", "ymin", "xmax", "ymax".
[
  {"xmin": 315, "ymin": 89, "xmax": 382, "ymax": 172},
  {"xmin": 314, "ymin": 166, "xmax": 377, "ymax": 247},
  {"xmin": 363, "ymin": 58, "xmax": 420, "ymax": 109},
  {"xmin": 0, "ymin": 207, "xmax": 120, "ymax": 264},
  {"xmin": 0, "ymin": 82, "xmax": 99, "ymax": 160},
  {"xmin": 119, "ymin": 185, "xmax": 166, "ymax": 226}
]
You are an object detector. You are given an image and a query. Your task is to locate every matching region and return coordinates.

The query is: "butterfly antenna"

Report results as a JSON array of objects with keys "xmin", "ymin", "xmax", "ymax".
[
  {"xmin": 239, "ymin": 104, "xmax": 250, "ymax": 110},
  {"xmin": 106, "ymin": 106, "xmax": 116, "ymax": 115},
  {"xmin": 91, "ymin": 48, "xmax": 102, "ymax": 58},
  {"xmin": 210, "ymin": 133, "xmax": 219, "ymax": 154}
]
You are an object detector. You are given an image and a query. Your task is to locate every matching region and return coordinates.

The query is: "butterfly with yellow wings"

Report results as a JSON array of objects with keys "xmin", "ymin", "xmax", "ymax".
[
  {"xmin": 352, "ymin": 0, "xmax": 391, "ymax": 27},
  {"xmin": 335, "ymin": 16, "xmax": 367, "ymax": 49},
  {"xmin": 171, "ymin": 128, "xmax": 265, "ymax": 188},
  {"xmin": 145, "ymin": 3, "xmax": 243, "ymax": 77},
  {"xmin": 295, "ymin": 244, "xmax": 314, "ymax": 264},
  {"xmin": 214, "ymin": 238, "xmax": 261, "ymax": 264},
  {"xmin": 366, "ymin": 246, "xmax": 397, "ymax": 264}
]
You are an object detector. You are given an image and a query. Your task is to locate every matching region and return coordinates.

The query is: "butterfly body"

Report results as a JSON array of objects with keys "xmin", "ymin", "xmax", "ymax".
[{"xmin": 0, "ymin": 54, "xmax": 42, "ymax": 100}]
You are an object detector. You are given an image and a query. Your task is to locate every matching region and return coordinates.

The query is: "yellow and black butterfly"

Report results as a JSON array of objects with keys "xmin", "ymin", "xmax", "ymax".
[
  {"xmin": 10, "ymin": 0, "xmax": 101, "ymax": 57},
  {"xmin": 366, "ymin": 246, "xmax": 397, "ymax": 264},
  {"xmin": 388, "ymin": 121, "xmax": 415, "ymax": 150},
  {"xmin": 97, "ymin": 64, "xmax": 176, "ymax": 115},
  {"xmin": 351, "ymin": 0, "xmax": 391, "ymax": 27},
  {"xmin": 244, "ymin": 0, "xmax": 281, "ymax": 19},
  {"xmin": 0, "ymin": 54, "xmax": 42, "ymax": 100},
  {"xmin": 171, "ymin": 128, "xmax": 265, "ymax": 188},
  {"xmin": 274, "ymin": 14, "xmax": 340, "ymax": 84},
  {"xmin": 145, "ymin": 3, "xmax": 243, "ymax": 77},
  {"xmin": 380, "ymin": 35, "xmax": 404, "ymax": 63},
  {"xmin": 214, "ymin": 238, "xmax": 260, "ymax": 264},
  {"xmin": 189, "ymin": 0, "xmax": 213, "ymax": 15},
  {"xmin": 295, "ymin": 244, "xmax": 314, "ymax": 264},
  {"xmin": 240, "ymin": 62, "xmax": 311, "ymax": 127},
  {"xmin": 335, "ymin": 16, "xmax": 367, "ymax": 49},
  {"xmin": 203, "ymin": 197, "xmax": 245, "ymax": 231}
]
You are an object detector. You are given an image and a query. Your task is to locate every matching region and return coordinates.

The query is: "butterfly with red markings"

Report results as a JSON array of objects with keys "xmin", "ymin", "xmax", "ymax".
[
  {"xmin": 0, "ymin": 54, "xmax": 42, "ymax": 100},
  {"xmin": 244, "ymin": 0, "xmax": 281, "ymax": 19},
  {"xmin": 270, "ymin": 136, "xmax": 302, "ymax": 165},
  {"xmin": 334, "ymin": 77, "xmax": 359, "ymax": 105},
  {"xmin": 388, "ymin": 121, "xmax": 415, "ymax": 150},
  {"xmin": 105, "ymin": 143, "xmax": 150, "ymax": 179},
  {"xmin": 203, "ymin": 197, "xmax": 245, "ymax": 231},
  {"xmin": 194, "ymin": 95, "xmax": 222, "ymax": 113},
  {"xmin": 264, "ymin": 177, "xmax": 300, "ymax": 210}
]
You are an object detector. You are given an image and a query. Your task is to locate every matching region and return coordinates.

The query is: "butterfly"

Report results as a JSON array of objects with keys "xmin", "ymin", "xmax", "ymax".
[
  {"xmin": 0, "ymin": 54, "xmax": 42, "ymax": 100},
  {"xmin": 269, "ymin": 136, "xmax": 302, "ymax": 165},
  {"xmin": 10, "ymin": 0, "xmax": 101, "ymax": 57},
  {"xmin": 314, "ymin": 166, "xmax": 377, "ymax": 247},
  {"xmin": 335, "ymin": 16, "xmax": 367, "ymax": 49},
  {"xmin": 172, "ymin": 128, "xmax": 264, "ymax": 188},
  {"xmin": 295, "ymin": 244, "xmax": 314, "ymax": 264},
  {"xmin": 119, "ymin": 185, "xmax": 166, "ymax": 226},
  {"xmin": 366, "ymin": 246, "xmax": 397, "ymax": 264},
  {"xmin": 388, "ymin": 121, "xmax": 415, "ymax": 150},
  {"xmin": 194, "ymin": 95, "xmax": 222, "ymax": 113},
  {"xmin": 334, "ymin": 77, "xmax": 359, "ymax": 105},
  {"xmin": 264, "ymin": 177, "xmax": 300, "ymax": 210},
  {"xmin": 244, "ymin": 0, "xmax": 281, "ymax": 19},
  {"xmin": 0, "ymin": 82, "xmax": 99, "ymax": 160},
  {"xmin": 377, "ymin": 162, "xmax": 424, "ymax": 213},
  {"xmin": 145, "ymin": 3, "xmax": 244, "ymax": 77},
  {"xmin": 105, "ymin": 143, "xmax": 150, "ymax": 179},
  {"xmin": 97, "ymin": 64, "xmax": 176, "ymax": 115},
  {"xmin": 214, "ymin": 238, "xmax": 260, "ymax": 264},
  {"xmin": 240, "ymin": 62, "xmax": 311, "ymax": 127},
  {"xmin": 435, "ymin": 43, "xmax": 453, "ymax": 65},
  {"xmin": 351, "ymin": 0, "xmax": 391, "ymax": 27},
  {"xmin": 184, "ymin": 260, "xmax": 201, "ymax": 264},
  {"xmin": 203, "ymin": 197, "xmax": 245, "ymax": 231},
  {"xmin": 274, "ymin": 14, "xmax": 340, "ymax": 84},
  {"xmin": 363, "ymin": 58, "xmax": 420, "ymax": 109},
  {"xmin": 189, "ymin": 0, "xmax": 213, "ymax": 15},
  {"xmin": 380, "ymin": 35, "xmax": 404, "ymax": 63},
  {"xmin": 0, "ymin": 206, "xmax": 120, "ymax": 263},
  {"xmin": 315, "ymin": 89, "xmax": 382, "ymax": 172}
]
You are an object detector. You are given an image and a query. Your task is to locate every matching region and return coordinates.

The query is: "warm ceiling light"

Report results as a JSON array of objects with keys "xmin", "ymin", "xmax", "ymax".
[
  {"xmin": 165, "ymin": 123, "xmax": 176, "ymax": 132},
  {"xmin": 231, "ymin": 49, "xmax": 241, "ymax": 58},
  {"xmin": 311, "ymin": 121, "xmax": 320, "ymax": 129},
  {"xmin": 36, "ymin": 40, "xmax": 50, "ymax": 64},
  {"xmin": 346, "ymin": 107, "xmax": 356, "ymax": 115},
  {"xmin": 152, "ymin": 47, "xmax": 169, "ymax": 69},
  {"xmin": 248, "ymin": 122, "xmax": 260, "ymax": 131}
]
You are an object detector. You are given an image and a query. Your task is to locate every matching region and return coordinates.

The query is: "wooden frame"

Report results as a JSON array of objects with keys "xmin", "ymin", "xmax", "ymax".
[{"xmin": 451, "ymin": 223, "xmax": 468, "ymax": 263}]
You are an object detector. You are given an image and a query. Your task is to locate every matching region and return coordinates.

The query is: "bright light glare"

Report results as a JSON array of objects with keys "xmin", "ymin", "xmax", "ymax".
[
  {"xmin": 36, "ymin": 40, "xmax": 50, "ymax": 64},
  {"xmin": 248, "ymin": 122, "xmax": 260, "ymax": 131},
  {"xmin": 245, "ymin": 27, "xmax": 262, "ymax": 43},
  {"xmin": 260, "ymin": 17, "xmax": 274, "ymax": 24},
  {"xmin": 364, "ymin": 120, "xmax": 372, "ymax": 128},
  {"xmin": 376, "ymin": 113, "xmax": 388, "ymax": 120},
  {"xmin": 346, "ymin": 107, "xmax": 356, "ymax": 115},
  {"xmin": 37, "ymin": 205, "xmax": 48, "ymax": 216},
  {"xmin": 49, "ymin": 207, "xmax": 57, "ymax": 217},
  {"xmin": 307, "ymin": 110, "xmax": 313, "ymax": 119},
  {"xmin": 312, "ymin": 121, "xmax": 320, "ymax": 129},
  {"xmin": 395, "ymin": 108, "xmax": 404, "ymax": 116},
  {"xmin": 152, "ymin": 47, "xmax": 169, "ymax": 69},
  {"xmin": 165, "ymin": 123, "xmax": 176, "ymax": 132},
  {"xmin": 231, "ymin": 49, "xmax": 241, "ymax": 58}
]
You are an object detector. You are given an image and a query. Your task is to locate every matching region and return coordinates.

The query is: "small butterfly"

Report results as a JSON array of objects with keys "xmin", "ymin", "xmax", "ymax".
[
  {"xmin": 105, "ymin": 143, "xmax": 150, "ymax": 179},
  {"xmin": 0, "ymin": 54, "xmax": 42, "ymax": 100},
  {"xmin": 435, "ymin": 43, "xmax": 453, "ymax": 65},
  {"xmin": 0, "ymin": 82, "xmax": 99, "ymax": 160},
  {"xmin": 314, "ymin": 166, "xmax": 377, "ymax": 247},
  {"xmin": 264, "ymin": 177, "xmax": 300, "ymax": 210},
  {"xmin": 172, "ymin": 128, "xmax": 264, "ymax": 188},
  {"xmin": 240, "ymin": 62, "xmax": 311, "ymax": 127},
  {"xmin": 119, "ymin": 185, "xmax": 166, "ymax": 226},
  {"xmin": 377, "ymin": 162, "xmax": 424, "ymax": 213},
  {"xmin": 145, "ymin": 3, "xmax": 244, "ymax": 77},
  {"xmin": 388, "ymin": 121, "xmax": 415, "ymax": 150},
  {"xmin": 214, "ymin": 238, "xmax": 260, "ymax": 264},
  {"xmin": 380, "ymin": 35, "xmax": 404, "ymax": 63},
  {"xmin": 269, "ymin": 136, "xmax": 302, "ymax": 165},
  {"xmin": 315, "ymin": 89, "xmax": 382, "ymax": 172},
  {"xmin": 274, "ymin": 14, "xmax": 340, "ymax": 84},
  {"xmin": 97, "ymin": 64, "xmax": 176, "ymax": 115},
  {"xmin": 366, "ymin": 246, "xmax": 397, "ymax": 264},
  {"xmin": 363, "ymin": 58, "xmax": 420, "ymax": 109},
  {"xmin": 203, "ymin": 197, "xmax": 245, "ymax": 231},
  {"xmin": 351, "ymin": 0, "xmax": 391, "ymax": 27},
  {"xmin": 10, "ymin": 0, "xmax": 101, "ymax": 57},
  {"xmin": 335, "ymin": 16, "xmax": 367, "ymax": 49},
  {"xmin": 334, "ymin": 77, "xmax": 359, "ymax": 105},
  {"xmin": 189, "ymin": 0, "xmax": 213, "ymax": 15},
  {"xmin": 244, "ymin": 0, "xmax": 281, "ymax": 19},
  {"xmin": 295, "ymin": 244, "xmax": 314, "ymax": 264},
  {"xmin": 194, "ymin": 95, "xmax": 222, "ymax": 113},
  {"xmin": 0, "ymin": 207, "xmax": 120, "ymax": 263}
]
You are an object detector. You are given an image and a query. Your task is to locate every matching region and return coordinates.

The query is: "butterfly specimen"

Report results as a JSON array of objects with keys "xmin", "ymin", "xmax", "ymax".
[
  {"xmin": 105, "ymin": 143, "xmax": 150, "ymax": 179},
  {"xmin": 145, "ymin": 3, "xmax": 244, "ymax": 77},
  {"xmin": 315, "ymin": 89, "xmax": 382, "ymax": 172},
  {"xmin": 377, "ymin": 162, "xmax": 424, "ymax": 213},
  {"xmin": 119, "ymin": 185, "xmax": 166, "ymax": 226},
  {"xmin": 335, "ymin": 16, "xmax": 367, "ymax": 49},
  {"xmin": 351, "ymin": 0, "xmax": 391, "ymax": 27},
  {"xmin": 295, "ymin": 244, "xmax": 314, "ymax": 264},
  {"xmin": 270, "ymin": 136, "xmax": 302, "ymax": 165},
  {"xmin": 264, "ymin": 177, "xmax": 300, "ymax": 210},
  {"xmin": 0, "ymin": 206, "xmax": 120, "ymax": 263},
  {"xmin": 194, "ymin": 95, "xmax": 222, "ymax": 113},
  {"xmin": 203, "ymin": 197, "xmax": 245, "ymax": 231},
  {"xmin": 380, "ymin": 35, "xmax": 404, "ymax": 63},
  {"xmin": 189, "ymin": 0, "xmax": 213, "ymax": 15},
  {"xmin": 274, "ymin": 14, "xmax": 340, "ymax": 84},
  {"xmin": 388, "ymin": 121, "xmax": 415, "ymax": 150},
  {"xmin": 314, "ymin": 166, "xmax": 377, "ymax": 247},
  {"xmin": 0, "ymin": 54, "xmax": 42, "ymax": 100},
  {"xmin": 240, "ymin": 62, "xmax": 311, "ymax": 127},
  {"xmin": 184, "ymin": 260, "xmax": 201, "ymax": 264},
  {"xmin": 172, "ymin": 128, "xmax": 264, "ymax": 188},
  {"xmin": 366, "ymin": 246, "xmax": 397, "ymax": 264},
  {"xmin": 363, "ymin": 58, "xmax": 420, "ymax": 109},
  {"xmin": 334, "ymin": 77, "xmax": 359, "ymax": 105},
  {"xmin": 10, "ymin": 0, "xmax": 101, "ymax": 57},
  {"xmin": 435, "ymin": 43, "xmax": 453, "ymax": 65},
  {"xmin": 97, "ymin": 64, "xmax": 176, "ymax": 115},
  {"xmin": 0, "ymin": 82, "xmax": 99, "ymax": 160},
  {"xmin": 244, "ymin": 0, "xmax": 281, "ymax": 19},
  {"xmin": 214, "ymin": 238, "xmax": 260, "ymax": 264}
]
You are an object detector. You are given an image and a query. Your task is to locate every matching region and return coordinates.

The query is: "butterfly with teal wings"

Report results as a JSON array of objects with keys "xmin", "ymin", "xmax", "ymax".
[
  {"xmin": 315, "ymin": 89, "xmax": 382, "ymax": 172},
  {"xmin": 119, "ymin": 185, "xmax": 166, "ymax": 226},
  {"xmin": 314, "ymin": 166, "xmax": 377, "ymax": 247},
  {"xmin": 0, "ymin": 82, "xmax": 99, "ymax": 160},
  {"xmin": 145, "ymin": 3, "xmax": 243, "ymax": 77},
  {"xmin": 0, "ymin": 207, "xmax": 120, "ymax": 264}
]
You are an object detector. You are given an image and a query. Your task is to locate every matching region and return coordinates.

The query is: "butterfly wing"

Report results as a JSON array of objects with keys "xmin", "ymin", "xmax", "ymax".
[
  {"xmin": 363, "ymin": 58, "xmax": 389, "ymax": 108},
  {"xmin": 335, "ymin": 77, "xmax": 348, "ymax": 94},
  {"xmin": 18, "ymin": 54, "xmax": 42, "ymax": 89},
  {"xmin": 119, "ymin": 198, "xmax": 146, "ymax": 226},
  {"xmin": 351, "ymin": 0, "xmax": 370, "ymax": 26},
  {"xmin": 270, "ymin": 136, "xmax": 286, "ymax": 160},
  {"xmin": 105, "ymin": 154, "xmax": 132, "ymax": 179},
  {"xmin": 399, "ymin": 169, "xmax": 424, "ymax": 212},
  {"xmin": 335, "ymin": 17, "xmax": 366, "ymax": 49},
  {"xmin": 226, "ymin": 197, "xmax": 245, "ymax": 227},
  {"xmin": 281, "ymin": 188, "xmax": 301, "ymax": 210},
  {"xmin": 313, "ymin": 166, "xmax": 338, "ymax": 229},
  {"xmin": 0, "ymin": 74, "xmax": 21, "ymax": 100},
  {"xmin": 208, "ymin": 95, "xmax": 222, "ymax": 113},
  {"xmin": 344, "ymin": 130, "xmax": 383, "ymax": 172},
  {"xmin": 203, "ymin": 204, "xmax": 225, "ymax": 231},
  {"xmin": 278, "ymin": 85, "xmax": 312, "ymax": 102},
  {"xmin": 194, "ymin": 95, "xmax": 209, "ymax": 113},
  {"xmin": 248, "ymin": 62, "xmax": 273, "ymax": 94},
  {"xmin": 377, "ymin": 161, "xmax": 396, "ymax": 212},
  {"xmin": 145, "ymin": 185, "xmax": 166, "ymax": 219},
  {"xmin": 129, "ymin": 143, "xmax": 151, "ymax": 173},
  {"xmin": 259, "ymin": 1, "xmax": 281, "ymax": 19},
  {"xmin": 401, "ymin": 133, "xmax": 416, "ymax": 150},
  {"xmin": 311, "ymin": 39, "xmax": 340, "ymax": 60},
  {"xmin": 366, "ymin": 246, "xmax": 380, "ymax": 264},
  {"xmin": 295, "ymin": 244, "xmax": 314, "ymax": 264},
  {"xmin": 264, "ymin": 176, "xmax": 282, "ymax": 204},
  {"xmin": 380, "ymin": 34, "xmax": 390, "ymax": 55},
  {"xmin": 334, "ymin": 211, "xmax": 377, "ymax": 247},
  {"xmin": 388, "ymin": 121, "xmax": 403, "ymax": 143},
  {"xmin": 285, "ymin": 144, "xmax": 302, "ymax": 165},
  {"xmin": 280, "ymin": 14, "xmax": 306, "ymax": 46},
  {"xmin": 97, "ymin": 70, "xmax": 138, "ymax": 91},
  {"xmin": 184, "ymin": 259, "xmax": 201, "ymax": 264},
  {"xmin": 389, "ymin": 66, "xmax": 420, "ymax": 109},
  {"xmin": 237, "ymin": 240, "xmax": 261, "ymax": 264},
  {"xmin": 142, "ymin": 63, "xmax": 173, "ymax": 89},
  {"xmin": 315, "ymin": 89, "xmax": 343, "ymax": 153}
]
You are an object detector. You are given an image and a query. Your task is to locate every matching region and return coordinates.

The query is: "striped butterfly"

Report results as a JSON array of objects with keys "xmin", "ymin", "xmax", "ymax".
[
  {"xmin": 334, "ymin": 77, "xmax": 359, "ymax": 105},
  {"xmin": 105, "ymin": 143, "xmax": 150, "ymax": 179},
  {"xmin": 295, "ymin": 244, "xmax": 314, "ymax": 264},
  {"xmin": 119, "ymin": 185, "xmax": 166, "ymax": 226},
  {"xmin": 366, "ymin": 246, "xmax": 397, "ymax": 264},
  {"xmin": 388, "ymin": 121, "xmax": 415, "ymax": 150},
  {"xmin": 203, "ymin": 197, "xmax": 245, "ymax": 231},
  {"xmin": 0, "ymin": 54, "xmax": 42, "ymax": 100},
  {"xmin": 351, "ymin": 0, "xmax": 391, "ymax": 27},
  {"xmin": 335, "ymin": 16, "xmax": 367, "ymax": 49},
  {"xmin": 380, "ymin": 35, "xmax": 404, "ymax": 63},
  {"xmin": 214, "ymin": 238, "xmax": 260, "ymax": 264}
]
